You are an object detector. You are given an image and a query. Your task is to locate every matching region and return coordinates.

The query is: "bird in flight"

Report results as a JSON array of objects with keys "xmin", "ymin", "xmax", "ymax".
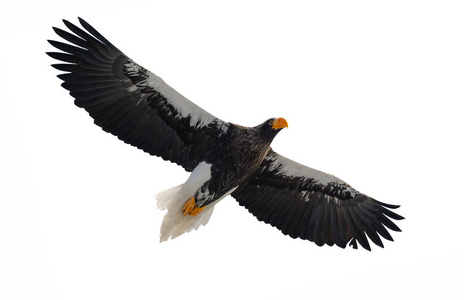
[{"xmin": 47, "ymin": 18, "xmax": 403, "ymax": 250}]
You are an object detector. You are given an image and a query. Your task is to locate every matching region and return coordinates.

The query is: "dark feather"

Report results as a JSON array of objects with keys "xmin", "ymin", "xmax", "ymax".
[
  {"xmin": 48, "ymin": 18, "xmax": 228, "ymax": 172},
  {"xmin": 233, "ymin": 150, "xmax": 403, "ymax": 250}
]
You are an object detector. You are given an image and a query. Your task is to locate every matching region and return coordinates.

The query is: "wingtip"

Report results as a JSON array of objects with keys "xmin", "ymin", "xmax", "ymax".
[
  {"xmin": 379, "ymin": 201, "xmax": 401, "ymax": 209},
  {"xmin": 78, "ymin": 17, "xmax": 90, "ymax": 28},
  {"xmin": 46, "ymin": 39, "xmax": 57, "ymax": 47},
  {"xmin": 51, "ymin": 26, "xmax": 66, "ymax": 38}
]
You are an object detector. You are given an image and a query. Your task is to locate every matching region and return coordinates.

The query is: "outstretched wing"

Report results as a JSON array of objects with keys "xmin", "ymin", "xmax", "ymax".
[
  {"xmin": 47, "ymin": 18, "xmax": 229, "ymax": 172},
  {"xmin": 232, "ymin": 150, "xmax": 403, "ymax": 250}
]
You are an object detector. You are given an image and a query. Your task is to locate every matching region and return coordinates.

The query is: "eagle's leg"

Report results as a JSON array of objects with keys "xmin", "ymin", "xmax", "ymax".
[{"xmin": 182, "ymin": 197, "xmax": 205, "ymax": 216}]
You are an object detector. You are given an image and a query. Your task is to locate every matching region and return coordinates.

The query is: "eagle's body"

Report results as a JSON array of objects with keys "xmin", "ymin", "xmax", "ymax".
[
  {"xmin": 48, "ymin": 18, "xmax": 403, "ymax": 250},
  {"xmin": 158, "ymin": 120, "xmax": 284, "ymax": 241},
  {"xmin": 200, "ymin": 121, "xmax": 279, "ymax": 205}
]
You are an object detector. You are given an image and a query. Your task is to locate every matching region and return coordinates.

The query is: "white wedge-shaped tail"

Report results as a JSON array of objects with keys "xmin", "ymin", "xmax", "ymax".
[{"xmin": 156, "ymin": 162, "xmax": 215, "ymax": 242}]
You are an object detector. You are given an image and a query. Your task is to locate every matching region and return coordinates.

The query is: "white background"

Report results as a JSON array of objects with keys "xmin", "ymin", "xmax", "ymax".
[{"xmin": 1, "ymin": 1, "xmax": 463, "ymax": 299}]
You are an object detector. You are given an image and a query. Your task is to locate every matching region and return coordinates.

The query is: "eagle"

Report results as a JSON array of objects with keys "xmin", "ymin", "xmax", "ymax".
[{"xmin": 47, "ymin": 18, "xmax": 403, "ymax": 250}]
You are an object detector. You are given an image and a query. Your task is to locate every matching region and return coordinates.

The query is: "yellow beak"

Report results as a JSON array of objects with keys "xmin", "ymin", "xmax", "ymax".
[{"xmin": 272, "ymin": 117, "xmax": 289, "ymax": 130}]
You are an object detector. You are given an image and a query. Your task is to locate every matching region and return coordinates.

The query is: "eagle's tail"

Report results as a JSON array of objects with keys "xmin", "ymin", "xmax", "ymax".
[{"xmin": 156, "ymin": 184, "xmax": 215, "ymax": 242}]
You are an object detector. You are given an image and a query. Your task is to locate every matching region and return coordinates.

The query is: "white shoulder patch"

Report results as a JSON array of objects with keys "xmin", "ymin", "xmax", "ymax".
[
  {"xmin": 145, "ymin": 71, "xmax": 218, "ymax": 129},
  {"xmin": 124, "ymin": 59, "xmax": 227, "ymax": 131},
  {"xmin": 269, "ymin": 152, "xmax": 346, "ymax": 186}
]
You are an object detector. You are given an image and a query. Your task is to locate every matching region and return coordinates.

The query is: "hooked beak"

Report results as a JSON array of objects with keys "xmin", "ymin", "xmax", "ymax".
[{"xmin": 271, "ymin": 117, "xmax": 289, "ymax": 130}]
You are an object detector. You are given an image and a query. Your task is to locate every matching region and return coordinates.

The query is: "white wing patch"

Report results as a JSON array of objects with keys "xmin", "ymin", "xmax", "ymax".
[
  {"xmin": 268, "ymin": 152, "xmax": 342, "ymax": 185},
  {"xmin": 268, "ymin": 152, "xmax": 358, "ymax": 198},
  {"xmin": 146, "ymin": 72, "xmax": 217, "ymax": 128},
  {"xmin": 124, "ymin": 60, "xmax": 221, "ymax": 129}
]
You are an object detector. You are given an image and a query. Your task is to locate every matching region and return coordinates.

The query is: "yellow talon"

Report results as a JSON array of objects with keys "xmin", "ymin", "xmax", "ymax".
[
  {"xmin": 182, "ymin": 197, "xmax": 205, "ymax": 216},
  {"xmin": 183, "ymin": 197, "xmax": 196, "ymax": 216},
  {"xmin": 189, "ymin": 206, "xmax": 205, "ymax": 216}
]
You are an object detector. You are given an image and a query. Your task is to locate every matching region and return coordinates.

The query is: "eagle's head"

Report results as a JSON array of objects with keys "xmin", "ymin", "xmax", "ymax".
[{"xmin": 255, "ymin": 117, "xmax": 288, "ymax": 139}]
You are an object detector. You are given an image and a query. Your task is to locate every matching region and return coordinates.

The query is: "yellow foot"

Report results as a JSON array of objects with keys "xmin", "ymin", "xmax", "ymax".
[
  {"xmin": 182, "ymin": 197, "xmax": 205, "ymax": 216},
  {"xmin": 189, "ymin": 206, "xmax": 205, "ymax": 216},
  {"xmin": 182, "ymin": 197, "xmax": 196, "ymax": 216}
]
